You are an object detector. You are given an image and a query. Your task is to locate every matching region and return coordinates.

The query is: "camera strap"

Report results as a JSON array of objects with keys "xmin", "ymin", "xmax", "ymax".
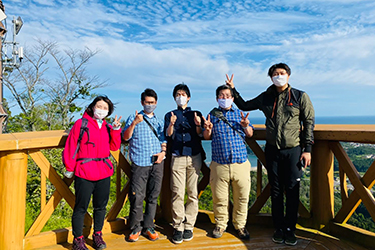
[{"xmin": 143, "ymin": 115, "xmax": 159, "ymax": 140}]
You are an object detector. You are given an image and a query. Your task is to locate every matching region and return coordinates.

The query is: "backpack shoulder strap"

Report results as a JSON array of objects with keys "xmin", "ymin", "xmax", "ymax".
[
  {"xmin": 106, "ymin": 123, "xmax": 112, "ymax": 142},
  {"xmin": 72, "ymin": 118, "xmax": 88, "ymax": 159}
]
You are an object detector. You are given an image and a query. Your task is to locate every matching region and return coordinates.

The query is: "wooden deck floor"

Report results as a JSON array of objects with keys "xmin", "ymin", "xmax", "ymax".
[{"xmin": 34, "ymin": 221, "xmax": 369, "ymax": 250}]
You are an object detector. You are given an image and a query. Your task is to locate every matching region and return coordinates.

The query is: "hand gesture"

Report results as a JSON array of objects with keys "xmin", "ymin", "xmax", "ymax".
[
  {"xmin": 202, "ymin": 114, "xmax": 213, "ymax": 131},
  {"xmin": 194, "ymin": 112, "xmax": 201, "ymax": 126},
  {"xmin": 112, "ymin": 115, "xmax": 122, "ymax": 128},
  {"xmin": 300, "ymin": 152, "xmax": 311, "ymax": 168},
  {"xmin": 133, "ymin": 110, "xmax": 144, "ymax": 125},
  {"xmin": 226, "ymin": 74, "xmax": 235, "ymax": 89},
  {"xmin": 240, "ymin": 111, "xmax": 250, "ymax": 128},
  {"xmin": 170, "ymin": 111, "xmax": 177, "ymax": 125}
]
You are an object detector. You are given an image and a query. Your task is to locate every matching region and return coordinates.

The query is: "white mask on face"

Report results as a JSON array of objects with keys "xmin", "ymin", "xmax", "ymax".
[
  {"xmin": 272, "ymin": 74, "xmax": 288, "ymax": 87},
  {"xmin": 218, "ymin": 98, "xmax": 233, "ymax": 109},
  {"xmin": 93, "ymin": 108, "xmax": 108, "ymax": 120},
  {"xmin": 175, "ymin": 95, "xmax": 188, "ymax": 107}
]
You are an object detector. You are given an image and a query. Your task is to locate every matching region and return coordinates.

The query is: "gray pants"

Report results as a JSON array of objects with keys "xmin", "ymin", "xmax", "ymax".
[
  {"xmin": 128, "ymin": 161, "xmax": 164, "ymax": 232},
  {"xmin": 170, "ymin": 153, "xmax": 202, "ymax": 231}
]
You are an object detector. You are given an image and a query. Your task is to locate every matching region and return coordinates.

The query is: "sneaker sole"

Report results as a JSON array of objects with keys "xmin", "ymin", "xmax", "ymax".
[
  {"xmin": 127, "ymin": 238, "xmax": 139, "ymax": 242},
  {"xmin": 272, "ymin": 238, "xmax": 284, "ymax": 244},
  {"xmin": 172, "ymin": 239, "xmax": 183, "ymax": 244},
  {"xmin": 285, "ymin": 240, "xmax": 297, "ymax": 246},
  {"xmin": 183, "ymin": 236, "xmax": 193, "ymax": 242}
]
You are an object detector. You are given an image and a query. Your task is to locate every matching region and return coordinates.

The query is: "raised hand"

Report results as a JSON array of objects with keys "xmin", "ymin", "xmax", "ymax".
[
  {"xmin": 240, "ymin": 111, "xmax": 250, "ymax": 128},
  {"xmin": 226, "ymin": 74, "xmax": 235, "ymax": 89},
  {"xmin": 170, "ymin": 111, "xmax": 177, "ymax": 125},
  {"xmin": 112, "ymin": 115, "xmax": 122, "ymax": 128},
  {"xmin": 194, "ymin": 112, "xmax": 201, "ymax": 126},
  {"xmin": 133, "ymin": 110, "xmax": 144, "ymax": 125},
  {"xmin": 202, "ymin": 114, "xmax": 213, "ymax": 130}
]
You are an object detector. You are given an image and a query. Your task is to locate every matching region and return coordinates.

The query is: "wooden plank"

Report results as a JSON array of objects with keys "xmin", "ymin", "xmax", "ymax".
[
  {"xmin": 198, "ymin": 162, "xmax": 210, "ymax": 198},
  {"xmin": 329, "ymin": 142, "xmax": 375, "ymax": 222},
  {"xmin": 41, "ymin": 172, "xmax": 46, "ymax": 211},
  {"xmin": 106, "ymin": 183, "xmax": 130, "ymax": 221},
  {"xmin": 334, "ymin": 160, "xmax": 375, "ymax": 223},
  {"xmin": 339, "ymin": 165, "xmax": 348, "ymax": 203},
  {"xmin": 329, "ymin": 222, "xmax": 375, "ymax": 250},
  {"xmin": 248, "ymin": 183, "xmax": 271, "ymax": 214},
  {"xmin": 247, "ymin": 139, "xmax": 266, "ymax": 166},
  {"xmin": 256, "ymin": 160, "xmax": 262, "ymax": 197}
]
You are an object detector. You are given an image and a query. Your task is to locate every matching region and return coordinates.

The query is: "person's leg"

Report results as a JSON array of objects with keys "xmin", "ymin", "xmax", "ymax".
[
  {"xmin": 92, "ymin": 177, "xmax": 111, "ymax": 233},
  {"xmin": 184, "ymin": 153, "xmax": 202, "ymax": 231},
  {"xmin": 143, "ymin": 160, "xmax": 164, "ymax": 229},
  {"xmin": 129, "ymin": 164, "xmax": 149, "ymax": 233},
  {"xmin": 284, "ymin": 146, "xmax": 303, "ymax": 231},
  {"xmin": 265, "ymin": 144, "xmax": 285, "ymax": 231},
  {"xmin": 72, "ymin": 177, "xmax": 94, "ymax": 238},
  {"xmin": 230, "ymin": 160, "xmax": 251, "ymax": 230},
  {"xmin": 170, "ymin": 156, "xmax": 187, "ymax": 232},
  {"xmin": 210, "ymin": 161, "xmax": 230, "ymax": 230}
]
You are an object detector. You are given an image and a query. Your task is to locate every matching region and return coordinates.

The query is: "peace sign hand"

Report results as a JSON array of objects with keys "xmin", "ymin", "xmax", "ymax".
[
  {"xmin": 202, "ymin": 114, "xmax": 213, "ymax": 130},
  {"xmin": 226, "ymin": 74, "xmax": 235, "ymax": 89},
  {"xmin": 240, "ymin": 111, "xmax": 250, "ymax": 128},
  {"xmin": 112, "ymin": 115, "xmax": 122, "ymax": 128}
]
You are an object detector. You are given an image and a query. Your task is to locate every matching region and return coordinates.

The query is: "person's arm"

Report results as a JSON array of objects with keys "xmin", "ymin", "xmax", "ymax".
[
  {"xmin": 109, "ymin": 115, "xmax": 122, "ymax": 151},
  {"xmin": 166, "ymin": 112, "xmax": 177, "ymax": 137},
  {"xmin": 123, "ymin": 111, "xmax": 143, "ymax": 141},
  {"xmin": 300, "ymin": 92, "xmax": 315, "ymax": 167},
  {"xmin": 62, "ymin": 119, "xmax": 82, "ymax": 175},
  {"xmin": 239, "ymin": 111, "xmax": 254, "ymax": 138},
  {"xmin": 154, "ymin": 120, "xmax": 167, "ymax": 164},
  {"xmin": 194, "ymin": 112, "xmax": 202, "ymax": 135}
]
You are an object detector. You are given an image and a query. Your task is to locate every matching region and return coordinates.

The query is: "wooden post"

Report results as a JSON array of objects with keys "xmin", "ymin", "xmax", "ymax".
[
  {"xmin": 0, "ymin": 151, "xmax": 28, "ymax": 250},
  {"xmin": 310, "ymin": 140, "xmax": 334, "ymax": 230}
]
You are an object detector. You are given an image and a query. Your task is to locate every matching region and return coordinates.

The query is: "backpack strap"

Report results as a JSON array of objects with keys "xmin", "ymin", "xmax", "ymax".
[{"xmin": 72, "ymin": 118, "xmax": 95, "ymax": 159}]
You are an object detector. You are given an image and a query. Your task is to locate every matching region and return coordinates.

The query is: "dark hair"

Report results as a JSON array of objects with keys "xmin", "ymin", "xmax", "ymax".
[
  {"xmin": 268, "ymin": 63, "xmax": 291, "ymax": 77},
  {"xmin": 216, "ymin": 85, "xmax": 233, "ymax": 98},
  {"xmin": 141, "ymin": 88, "xmax": 158, "ymax": 102},
  {"xmin": 173, "ymin": 83, "xmax": 191, "ymax": 98},
  {"xmin": 86, "ymin": 95, "xmax": 114, "ymax": 118}
]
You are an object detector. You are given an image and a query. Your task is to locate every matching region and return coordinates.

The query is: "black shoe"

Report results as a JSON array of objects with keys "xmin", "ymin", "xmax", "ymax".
[
  {"xmin": 172, "ymin": 230, "xmax": 183, "ymax": 244},
  {"xmin": 183, "ymin": 230, "xmax": 193, "ymax": 241},
  {"xmin": 212, "ymin": 226, "xmax": 225, "ymax": 238},
  {"xmin": 272, "ymin": 229, "xmax": 284, "ymax": 244},
  {"xmin": 72, "ymin": 236, "xmax": 89, "ymax": 250},
  {"xmin": 284, "ymin": 228, "xmax": 297, "ymax": 246},
  {"xmin": 92, "ymin": 231, "xmax": 106, "ymax": 250},
  {"xmin": 236, "ymin": 227, "xmax": 250, "ymax": 240}
]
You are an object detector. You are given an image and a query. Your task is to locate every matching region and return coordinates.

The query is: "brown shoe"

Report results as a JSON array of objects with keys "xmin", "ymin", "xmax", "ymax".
[{"xmin": 212, "ymin": 226, "xmax": 225, "ymax": 238}]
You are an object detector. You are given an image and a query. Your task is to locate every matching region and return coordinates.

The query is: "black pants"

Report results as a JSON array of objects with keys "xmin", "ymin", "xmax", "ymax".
[
  {"xmin": 72, "ymin": 176, "xmax": 110, "ymax": 237},
  {"xmin": 129, "ymin": 161, "xmax": 164, "ymax": 232},
  {"xmin": 265, "ymin": 144, "xmax": 302, "ymax": 231}
]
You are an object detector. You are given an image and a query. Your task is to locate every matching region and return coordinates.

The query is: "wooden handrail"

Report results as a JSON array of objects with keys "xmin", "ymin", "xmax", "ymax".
[{"xmin": 0, "ymin": 125, "xmax": 375, "ymax": 249}]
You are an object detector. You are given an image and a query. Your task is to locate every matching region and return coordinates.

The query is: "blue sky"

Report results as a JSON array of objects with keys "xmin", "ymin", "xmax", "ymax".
[{"xmin": 3, "ymin": 0, "xmax": 375, "ymax": 122}]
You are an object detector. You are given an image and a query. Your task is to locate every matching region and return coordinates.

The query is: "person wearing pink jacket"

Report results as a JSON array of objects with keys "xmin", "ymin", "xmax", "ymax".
[{"xmin": 63, "ymin": 96, "xmax": 122, "ymax": 250}]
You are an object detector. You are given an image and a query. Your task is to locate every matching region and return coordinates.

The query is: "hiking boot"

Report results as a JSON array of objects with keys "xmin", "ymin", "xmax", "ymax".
[
  {"xmin": 92, "ymin": 231, "xmax": 106, "ymax": 250},
  {"xmin": 212, "ymin": 226, "xmax": 225, "ymax": 238},
  {"xmin": 284, "ymin": 228, "xmax": 297, "ymax": 246},
  {"xmin": 183, "ymin": 229, "xmax": 193, "ymax": 241},
  {"xmin": 172, "ymin": 230, "xmax": 183, "ymax": 244},
  {"xmin": 236, "ymin": 227, "xmax": 250, "ymax": 240},
  {"xmin": 272, "ymin": 229, "xmax": 284, "ymax": 244},
  {"xmin": 142, "ymin": 227, "xmax": 159, "ymax": 241},
  {"xmin": 72, "ymin": 236, "xmax": 89, "ymax": 250},
  {"xmin": 127, "ymin": 230, "xmax": 141, "ymax": 242}
]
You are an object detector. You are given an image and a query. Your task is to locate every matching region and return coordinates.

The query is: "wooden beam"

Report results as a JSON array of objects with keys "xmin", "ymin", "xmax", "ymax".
[
  {"xmin": 248, "ymin": 184, "xmax": 271, "ymax": 214},
  {"xmin": 329, "ymin": 142, "xmax": 375, "ymax": 222}
]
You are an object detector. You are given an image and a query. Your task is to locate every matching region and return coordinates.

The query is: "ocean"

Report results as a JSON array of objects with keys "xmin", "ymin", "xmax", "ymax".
[{"xmin": 202, "ymin": 115, "xmax": 375, "ymax": 168}]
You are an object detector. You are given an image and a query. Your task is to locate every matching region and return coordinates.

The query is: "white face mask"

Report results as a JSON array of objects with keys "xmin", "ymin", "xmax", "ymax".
[
  {"xmin": 93, "ymin": 108, "xmax": 108, "ymax": 120},
  {"xmin": 272, "ymin": 74, "xmax": 288, "ymax": 87},
  {"xmin": 218, "ymin": 98, "xmax": 233, "ymax": 109},
  {"xmin": 175, "ymin": 95, "xmax": 188, "ymax": 107}
]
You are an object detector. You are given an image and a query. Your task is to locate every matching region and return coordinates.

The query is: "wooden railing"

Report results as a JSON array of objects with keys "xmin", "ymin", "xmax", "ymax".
[{"xmin": 0, "ymin": 125, "xmax": 374, "ymax": 249}]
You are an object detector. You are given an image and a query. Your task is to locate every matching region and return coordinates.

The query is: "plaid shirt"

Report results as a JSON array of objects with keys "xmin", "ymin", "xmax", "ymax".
[
  {"xmin": 124, "ymin": 110, "xmax": 166, "ymax": 167},
  {"xmin": 210, "ymin": 106, "xmax": 252, "ymax": 164}
]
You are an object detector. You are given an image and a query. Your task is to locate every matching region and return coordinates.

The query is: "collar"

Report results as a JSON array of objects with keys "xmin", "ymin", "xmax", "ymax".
[
  {"xmin": 140, "ymin": 110, "xmax": 157, "ymax": 119},
  {"xmin": 177, "ymin": 106, "xmax": 191, "ymax": 112},
  {"xmin": 267, "ymin": 84, "xmax": 291, "ymax": 96},
  {"xmin": 218, "ymin": 106, "xmax": 235, "ymax": 112}
]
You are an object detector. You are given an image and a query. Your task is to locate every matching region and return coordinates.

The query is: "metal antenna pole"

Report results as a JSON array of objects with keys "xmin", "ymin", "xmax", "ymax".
[{"xmin": 0, "ymin": 1, "xmax": 7, "ymax": 134}]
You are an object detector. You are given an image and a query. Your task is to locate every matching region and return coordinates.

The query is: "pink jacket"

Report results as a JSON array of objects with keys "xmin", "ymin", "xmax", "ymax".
[{"xmin": 63, "ymin": 112, "xmax": 121, "ymax": 181}]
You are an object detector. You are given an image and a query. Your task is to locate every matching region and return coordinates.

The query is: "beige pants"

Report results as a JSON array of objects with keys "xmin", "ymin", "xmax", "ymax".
[
  {"xmin": 170, "ymin": 154, "xmax": 202, "ymax": 231},
  {"xmin": 210, "ymin": 160, "xmax": 251, "ymax": 230}
]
